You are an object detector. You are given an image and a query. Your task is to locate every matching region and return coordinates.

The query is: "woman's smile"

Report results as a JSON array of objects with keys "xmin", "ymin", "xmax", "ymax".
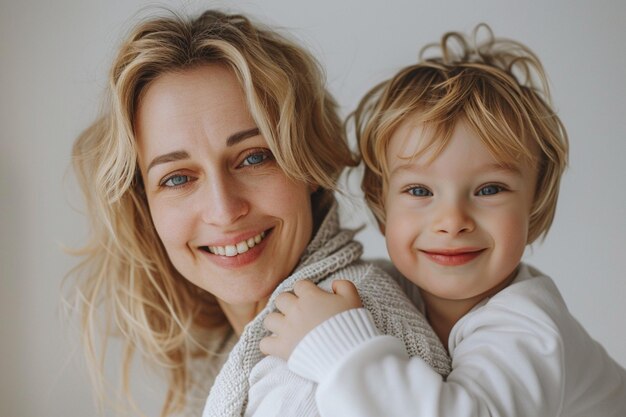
[
  {"xmin": 198, "ymin": 228, "xmax": 272, "ymax": 268},
  {"xmin": 202, "ymin": 229, "xmax": 268, "ymax": 257}
]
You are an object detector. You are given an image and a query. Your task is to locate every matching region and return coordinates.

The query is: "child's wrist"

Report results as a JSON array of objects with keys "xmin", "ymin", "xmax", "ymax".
[{"xmin": 287, "ymin": 308, "xmax": 380, "ymax": 382}]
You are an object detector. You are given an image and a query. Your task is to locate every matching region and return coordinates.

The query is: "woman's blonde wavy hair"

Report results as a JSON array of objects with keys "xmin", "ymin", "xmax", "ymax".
[
  {"xmin": 70, "ymin": 9, "xmax": 356, "ymax": 416},
  {"xmin": 355, "ymin": 24, "xmax": 568, "ymax": 244}
]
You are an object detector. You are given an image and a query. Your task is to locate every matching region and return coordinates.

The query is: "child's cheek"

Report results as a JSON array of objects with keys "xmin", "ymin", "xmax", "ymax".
[{"xmin": 384, "ymin": 204, "xmax": 420, "ymax": 273}]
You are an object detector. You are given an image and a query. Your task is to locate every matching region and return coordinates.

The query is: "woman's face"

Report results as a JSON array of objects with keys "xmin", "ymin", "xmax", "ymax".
[{"xmin": 135, "ymin": 64, "xmax": 314, "ymax": 319}]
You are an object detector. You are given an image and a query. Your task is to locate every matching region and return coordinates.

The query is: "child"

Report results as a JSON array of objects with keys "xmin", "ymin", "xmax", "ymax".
[{"xmin": 260, "ymin": 25, "xmax": 626, "ymax": 416}]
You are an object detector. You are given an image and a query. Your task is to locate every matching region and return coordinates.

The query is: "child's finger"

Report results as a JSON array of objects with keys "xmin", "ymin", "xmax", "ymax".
[
  {"xmin": 274, "ymin": 291, "xmax": 298, "ymax": 313},
  {"xmin": 259, "ymin": 334, "xmax": 279, "ymax": 357},
  {"xmin": 263, "ymin": 312, "xmax": 284, "ymax": 333},
  {"xmin": 332, "ymin": 280, "xmax": 361, "ymax": 305},
  {"xmin": 292, "ymin": 279, "xmax": 319, "ymax": 297},
  {"xmin": 260, "ymin": 333, "xmax": 291, "ymax": 360}
]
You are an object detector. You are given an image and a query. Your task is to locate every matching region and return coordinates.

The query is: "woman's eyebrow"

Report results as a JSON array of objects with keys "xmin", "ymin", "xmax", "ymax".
[
  {"xmin": 226, "ymin": 127, "xmax": 260, "ymax": 146},
  {"xmin": 147, "ymin": 150, "xmax": 190, "ymax": 173},
  {"xmin": 146, "ymin": 128, "xmax": 260, "ymax": 173}
]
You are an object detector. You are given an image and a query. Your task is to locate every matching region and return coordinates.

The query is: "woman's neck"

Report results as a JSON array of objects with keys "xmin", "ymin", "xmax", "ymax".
[{"xmin": 217, "ymin": 297, "xmax": 269, "ymax": 336}]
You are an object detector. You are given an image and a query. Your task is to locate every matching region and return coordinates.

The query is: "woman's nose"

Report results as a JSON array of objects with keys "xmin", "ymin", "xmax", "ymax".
[
  {"xmin": 200, "ymin": 176, "xmax": 249, "ymax": 226},
  {"xmin": 431, "ymin": 199, "xmax": 475, "ymax": 236}
]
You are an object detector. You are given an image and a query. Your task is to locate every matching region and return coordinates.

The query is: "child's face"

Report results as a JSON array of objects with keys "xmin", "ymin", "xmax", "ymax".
[{"xmin": 383, "ymin": 117, "xmax": 537, "ymax": 306}]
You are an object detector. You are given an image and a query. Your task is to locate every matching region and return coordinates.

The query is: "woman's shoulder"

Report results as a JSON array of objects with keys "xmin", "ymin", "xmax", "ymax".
[
  {"xmin": 328, "ymin": 259, "xmax": 452, "ymax": 376},
  {"xmin": 328, "ymin": 259, "xmax": 403, "ymax": 292}
]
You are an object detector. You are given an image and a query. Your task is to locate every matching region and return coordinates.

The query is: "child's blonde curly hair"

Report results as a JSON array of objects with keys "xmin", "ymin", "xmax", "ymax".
[{"xmin": 354, "ymin": 24, "xmax": 568, "ymax": 244}]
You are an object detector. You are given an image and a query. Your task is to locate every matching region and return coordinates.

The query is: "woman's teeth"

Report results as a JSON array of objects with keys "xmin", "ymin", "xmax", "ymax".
[{"xmin": 207, "ymin": 231, "xmax": 266, "ymax": 257}]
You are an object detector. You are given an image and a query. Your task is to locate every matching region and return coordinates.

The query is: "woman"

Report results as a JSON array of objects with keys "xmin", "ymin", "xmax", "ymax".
[{"xmin": 70, "ymin": 9, "xmax": 450, "ymax": 417}]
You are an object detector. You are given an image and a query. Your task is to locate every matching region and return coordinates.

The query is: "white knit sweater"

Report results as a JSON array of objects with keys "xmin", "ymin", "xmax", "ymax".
[{"xmin": 202, "ymin": 204, "xmax": 451, "ymax": 417}]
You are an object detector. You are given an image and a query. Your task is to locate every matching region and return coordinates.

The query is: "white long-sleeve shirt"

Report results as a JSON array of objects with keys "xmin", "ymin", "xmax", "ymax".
[
  {"xmin": 245, "ymin": 356, "xmax": 318, "ymax": 417},
  {"xmin": 285, "ymin": 263, "xmax": 626, "ymax": 417}
]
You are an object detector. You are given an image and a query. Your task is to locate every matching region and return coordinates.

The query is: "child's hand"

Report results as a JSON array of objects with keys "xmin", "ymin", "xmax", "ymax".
[{"xmin": 260, "ymin": 280, "xmax": 362, "ymax": 361}]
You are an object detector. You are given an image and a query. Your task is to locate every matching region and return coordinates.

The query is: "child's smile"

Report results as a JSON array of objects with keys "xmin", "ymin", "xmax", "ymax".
[{"xmin": 419, "ymin": 247, "xmax": 486, "ymax": 266}]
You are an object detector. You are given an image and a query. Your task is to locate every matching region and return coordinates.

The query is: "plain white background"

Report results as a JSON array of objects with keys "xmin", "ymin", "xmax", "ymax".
[{"xmin": 1, "ymin": 0, "xmax": 625, "ymax": 415}]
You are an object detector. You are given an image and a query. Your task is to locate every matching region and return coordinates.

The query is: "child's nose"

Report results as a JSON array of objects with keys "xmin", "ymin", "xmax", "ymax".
[{"xmin": 432, "ymin": 201, "xmax": 475, "ymax": 236}]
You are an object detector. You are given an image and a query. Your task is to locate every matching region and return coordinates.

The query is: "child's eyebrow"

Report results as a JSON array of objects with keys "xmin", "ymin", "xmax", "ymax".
[
  {"xmin": 485, "ymin": 162, "xmax": 523, "ymax": 175},
  {"xmin": 388, "ymin": 162, "xmax": 425, "ymax": 177},
  {"xmin": 388, "ymin": 161, "xmax": 523, "ymax": 177}
]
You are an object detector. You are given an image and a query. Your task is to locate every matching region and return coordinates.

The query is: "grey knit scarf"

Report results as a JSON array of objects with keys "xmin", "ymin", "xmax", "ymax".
[{"xmin": 202, "ymin": 204, "xmax": 451, "ymax": 417}]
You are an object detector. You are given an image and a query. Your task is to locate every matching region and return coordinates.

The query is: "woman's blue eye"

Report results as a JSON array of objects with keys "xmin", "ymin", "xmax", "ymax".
[
  {"xmin": 408, "ymin": 186, "xmax": 432, "ymax": 197},
  {"xmin": 242, "ymin": 152, "xmax": 269, "ymax": 166},
  {"xmin": 163, "ymin": 175, "xmax": 189, "ymax": 187},
  {"xmin": 477, "ymin": 185, "xmax": 503, "ymax": 196}
]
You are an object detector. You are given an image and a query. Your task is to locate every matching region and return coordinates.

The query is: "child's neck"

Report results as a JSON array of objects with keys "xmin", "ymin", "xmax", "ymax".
[
  {"xmin": 422, "ymin": 295, "xmax": 474, "ymax": 350},
  {"xmin": 422, "ymin": 268, "xmax": 519, "ymax": 351}
]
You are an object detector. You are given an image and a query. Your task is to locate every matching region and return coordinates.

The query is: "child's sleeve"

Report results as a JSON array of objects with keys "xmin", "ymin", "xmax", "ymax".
[
  {"xmin": 245, "ymin": 356, "xmax": 320, "ymax": 417},
  {"xmin": 287, "ymin": 305, "xmax": 565, "ymax": 417}
]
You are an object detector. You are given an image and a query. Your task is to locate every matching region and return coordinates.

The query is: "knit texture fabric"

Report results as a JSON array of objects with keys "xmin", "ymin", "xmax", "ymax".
[{"xmin": 202, "ymin": 204, "xmax": 451, "ymax": 417}]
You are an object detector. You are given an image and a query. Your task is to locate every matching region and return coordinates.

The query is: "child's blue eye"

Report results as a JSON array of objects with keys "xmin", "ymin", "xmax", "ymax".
[
  {"xmin": 241, "ymin": 151, "xmax": 269, "ymax": 166},
  {"xmin": 477, "ymin": 185, "xmax": 503, "ymax": 196},
  {"xmin": 162, "ymin": 174, "xmax": 189, "ymax": 187},
  {"xmin": 408, "ymin": 186, "xmax": 433, "ymax": 197}
]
